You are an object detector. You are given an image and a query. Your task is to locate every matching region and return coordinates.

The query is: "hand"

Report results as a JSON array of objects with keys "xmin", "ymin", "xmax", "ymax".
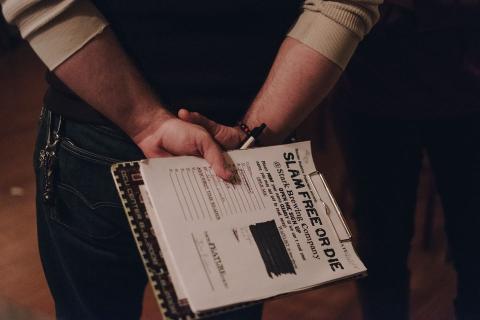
[
  {"xmin": 178, "ymin": 109, "xmax": 245, "ymax": 150},
  {"xmin": 131, "ymin": 109, "xmax": 233, "ymax": 180}
]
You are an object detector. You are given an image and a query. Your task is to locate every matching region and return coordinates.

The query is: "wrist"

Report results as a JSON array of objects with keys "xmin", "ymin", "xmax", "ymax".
[
  {"xmin": 236, "ymin": 121, "xmax": 268, "ymax": 147},
  {"xmin": 125, "ymin": 106, "xmax": 174, "ymax": 143}
]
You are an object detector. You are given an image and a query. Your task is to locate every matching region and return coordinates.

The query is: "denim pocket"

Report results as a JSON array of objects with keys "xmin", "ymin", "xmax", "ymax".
[{"xmin": 49, "ymin": 122, "xmax": 142, "ymax": 241}]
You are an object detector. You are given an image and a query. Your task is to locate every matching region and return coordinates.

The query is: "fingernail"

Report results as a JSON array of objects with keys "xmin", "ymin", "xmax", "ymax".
[{"xmin": 225, "ymin": 169, "xmax": 234, "ymax": 182}]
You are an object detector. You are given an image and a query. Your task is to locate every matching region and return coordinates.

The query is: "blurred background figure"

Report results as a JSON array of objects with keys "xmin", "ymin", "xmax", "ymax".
[{"xmin": 334, "ymin": 0, "xmax": 480, "ymax": 319}]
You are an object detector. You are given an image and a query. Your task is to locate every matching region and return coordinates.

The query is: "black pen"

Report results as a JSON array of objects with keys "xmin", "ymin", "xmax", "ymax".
[{"xmin": 239, "ymin": 123, "xmax": 266, "ymax": 150}]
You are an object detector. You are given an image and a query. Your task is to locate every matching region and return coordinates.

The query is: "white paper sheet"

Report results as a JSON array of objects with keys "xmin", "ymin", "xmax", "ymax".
[{"xmin": 140, "ymin": 141, "xmax": 366, "ymax": 312}]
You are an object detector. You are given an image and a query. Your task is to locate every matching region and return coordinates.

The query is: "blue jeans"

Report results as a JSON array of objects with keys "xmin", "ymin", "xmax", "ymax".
[{"xmin": 34, "ymin": 110, "xmax": 263, "ymax": 320}]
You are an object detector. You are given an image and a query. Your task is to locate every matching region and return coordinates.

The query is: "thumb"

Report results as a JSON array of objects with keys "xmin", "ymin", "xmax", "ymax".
[
  {"xmin": 178, "ymin": 108, "xmax": 221, "ymax": 137},
  {"xmin": 196, "ymin": 133, "xmax": 233, "ymax": 181}
]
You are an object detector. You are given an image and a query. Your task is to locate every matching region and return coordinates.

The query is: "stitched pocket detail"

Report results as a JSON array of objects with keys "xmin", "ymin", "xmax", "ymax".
[
  {"xmin": 49, "ymin": 135, "xmax": 130, "ymax": 240},
  {"xmin": 58, "ymin": 183, "xmax": 122, "ymax": 210},
  {"xmin": 60, "ymin": 137, "xmax": 123, "ymax": 165}
]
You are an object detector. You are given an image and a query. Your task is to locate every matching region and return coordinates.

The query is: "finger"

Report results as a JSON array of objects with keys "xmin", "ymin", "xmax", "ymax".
[
  {"xmin": 178, "ymin": 108, "xmax": 220, "ymax": 137},
  {"xmin": 179, "ymin": 108, "xmax": 241, "ymax": 148},
  {"xmin": 144, "ymin": 148, "xmax": 173, "ymax": 158},
  {"xmin": 196, "ymin": 133, "xmax": 233, "ymax": 181}
]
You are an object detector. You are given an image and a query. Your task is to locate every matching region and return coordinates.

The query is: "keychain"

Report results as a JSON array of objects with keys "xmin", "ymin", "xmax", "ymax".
[{"xmin": 39, "ymin": 111, "xmax": 62, "ymax": 204}]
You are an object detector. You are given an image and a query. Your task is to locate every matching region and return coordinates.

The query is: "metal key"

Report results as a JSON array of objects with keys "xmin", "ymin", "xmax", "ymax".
[{"xmin": 40, "ymin": 112, "xmax": 62, "ymax": 204}]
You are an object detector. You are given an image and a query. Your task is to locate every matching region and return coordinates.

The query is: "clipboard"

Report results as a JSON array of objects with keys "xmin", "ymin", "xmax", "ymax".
[{"xmin": 111, "ymin": 156, "xmax": 364, "ymax": 319}]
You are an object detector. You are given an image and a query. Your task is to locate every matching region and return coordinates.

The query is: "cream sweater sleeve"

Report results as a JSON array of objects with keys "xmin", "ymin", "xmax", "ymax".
[
  {"xmin": 288, "ymin": 0, "xmax": 382, "ymax": 69},
  {"xmin": 1, "ymin": 0, "xmax": 108, "ymax": 70}
]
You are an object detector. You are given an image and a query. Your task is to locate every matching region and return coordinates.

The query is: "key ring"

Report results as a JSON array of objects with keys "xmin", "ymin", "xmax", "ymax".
[{"xmin": 46, "ymin": 111, "xmax": 63, "ymax": 148}]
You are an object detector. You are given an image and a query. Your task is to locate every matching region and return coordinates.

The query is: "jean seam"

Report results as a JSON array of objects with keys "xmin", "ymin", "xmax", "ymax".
[
  {"xmin": 41, "ymin": 203, "xmax": 95, "ymax": 317},
  {"xmin": 57, "ymin": 183, "xmax": 122, "ymax": 209},
  {"xmin": 60, "ymin": 138, "xmax": 123, "ymax": 165}
]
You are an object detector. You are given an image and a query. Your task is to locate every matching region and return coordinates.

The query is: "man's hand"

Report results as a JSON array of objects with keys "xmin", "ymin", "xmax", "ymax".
[
  {"xmin": 178, "ymin": 109, "xmax": 245, "ymax": 150},
  {"xmin": 132, "ymin": 109, "xmax": 233, "ymax": 180}
]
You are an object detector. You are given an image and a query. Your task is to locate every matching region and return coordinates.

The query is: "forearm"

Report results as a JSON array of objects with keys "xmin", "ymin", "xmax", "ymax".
[
  {"xmin": 54, "ymin": 28, "xmax": 172, "ymax": 138},
  {"xmin": 241, "ymin": 0, "xmax": 381, "ymax": 145},
  {"xmin": 242, "ymin": 37, "xmax": 341, "ymax": 145}
]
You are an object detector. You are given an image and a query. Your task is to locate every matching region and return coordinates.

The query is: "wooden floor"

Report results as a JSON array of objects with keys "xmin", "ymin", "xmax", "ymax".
[{"xmin": 0, "ymin": 44, "xmax": 456, "ymax": 319}]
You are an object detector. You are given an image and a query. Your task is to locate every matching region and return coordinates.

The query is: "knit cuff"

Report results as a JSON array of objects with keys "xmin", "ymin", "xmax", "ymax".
[
  {"xmin": 24, "ymin": 0, "xmax": 108, "ymax": 70},
  {"xmin": 288, "ymin": 10, "xmax": 361, "ymax": 70}
]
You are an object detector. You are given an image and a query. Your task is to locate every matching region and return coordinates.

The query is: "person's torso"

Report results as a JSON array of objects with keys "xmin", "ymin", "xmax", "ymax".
[{"xmin": 47, "ymin": 0, "xmax": 302, "ymax": 125}]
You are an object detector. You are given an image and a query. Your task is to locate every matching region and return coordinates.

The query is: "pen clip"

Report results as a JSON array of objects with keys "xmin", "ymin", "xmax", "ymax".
[{"xmin": 238, "ymin": 123, "xmax": 267, "ymax": 150}]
